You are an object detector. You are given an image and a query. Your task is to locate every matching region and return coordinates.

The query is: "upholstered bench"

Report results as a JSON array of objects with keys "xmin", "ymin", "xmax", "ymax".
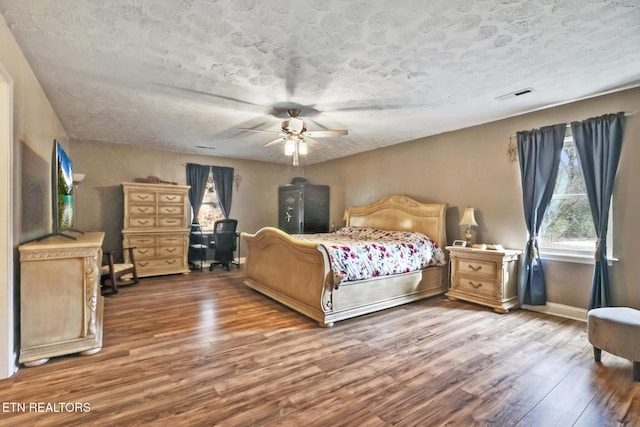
[{"xmin": 587, "ymin": 307, "xmax": 640, "ymax": 381}]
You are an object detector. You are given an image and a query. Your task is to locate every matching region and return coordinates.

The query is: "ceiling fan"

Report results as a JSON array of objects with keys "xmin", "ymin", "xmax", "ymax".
[{"xmin": 240, "ymin": 109, "xmax": 348, "ymax": 166}]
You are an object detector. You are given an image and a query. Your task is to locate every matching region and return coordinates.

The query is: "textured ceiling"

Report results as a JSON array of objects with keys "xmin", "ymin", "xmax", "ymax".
[{"xmin": 1, "ymin": 0, "xmax": 639, "ymax": 166}]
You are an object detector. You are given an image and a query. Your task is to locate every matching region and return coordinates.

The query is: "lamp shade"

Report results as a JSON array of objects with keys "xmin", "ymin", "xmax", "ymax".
[{"xmin": 459, "ymin": 207, "xmax": 478, "ymax": 227}]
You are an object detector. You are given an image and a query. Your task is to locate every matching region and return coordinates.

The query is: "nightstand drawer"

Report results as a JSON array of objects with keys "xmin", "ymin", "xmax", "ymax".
[
  {"xmin": 456, "ymin": 258, "xmax": 496, "ymax": 277},
  {"xmin": 454, "ymin": 274, "xmax": 498, "ymax": 297}
]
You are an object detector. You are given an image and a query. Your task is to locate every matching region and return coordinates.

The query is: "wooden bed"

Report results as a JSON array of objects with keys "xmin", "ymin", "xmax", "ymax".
[{"xmin": 242, "ymin": 195, "xmax": 448, "ymax": 327}]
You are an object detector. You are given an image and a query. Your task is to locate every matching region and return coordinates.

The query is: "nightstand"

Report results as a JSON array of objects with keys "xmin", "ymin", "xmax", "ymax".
[{"xmin": 445, "ymin": 246, "xmax": 523, "ymax": 313}]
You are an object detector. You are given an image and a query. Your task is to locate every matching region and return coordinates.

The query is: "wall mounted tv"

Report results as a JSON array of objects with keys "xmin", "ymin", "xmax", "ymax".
[{"xmin": 38, "ymin": 140, "xmax": 82, "ymax": 240}]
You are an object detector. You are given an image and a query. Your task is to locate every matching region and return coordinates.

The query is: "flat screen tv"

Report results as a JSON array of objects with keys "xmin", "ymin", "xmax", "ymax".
[
  {"xmin": 54, "ymin": 140, "xmax": 74, "ymax": 232},
  {"xmin": 37, "ymin": 140, "xmax": 81, "ymax": 240}
]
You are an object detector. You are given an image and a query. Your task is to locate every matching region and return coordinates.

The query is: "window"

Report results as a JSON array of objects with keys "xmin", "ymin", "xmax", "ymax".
[
  {"xmin": 539, "ymin": 135, "xmax": 613, "ymax": 262},
  {"xmin": 197, "ymin": 171, "xmax": 224, "ymax": 230}
]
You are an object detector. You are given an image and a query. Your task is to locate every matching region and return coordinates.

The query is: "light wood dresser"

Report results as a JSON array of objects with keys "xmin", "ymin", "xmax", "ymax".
[
  {"xmin": 19, "ymin": 232, "xmax": 105, "ymax": 366},
  {"xmin": 445, "ymin": 246, "xmax": 523, "ymax": 313},
  {"xmin": 121, "ymin": 182, "xmax": 191, "ymax": 278}
]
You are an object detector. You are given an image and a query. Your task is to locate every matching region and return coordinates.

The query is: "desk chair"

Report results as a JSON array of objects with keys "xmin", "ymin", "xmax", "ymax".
[{"xmin": 209, "ymin": 219, "xmax": 238, "ymax": 271}]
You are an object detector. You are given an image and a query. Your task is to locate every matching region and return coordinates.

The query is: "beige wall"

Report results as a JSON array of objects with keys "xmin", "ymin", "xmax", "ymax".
[
  {"xmin": 306, "ymin": 87, "xmax": 640, "ymax": 309},
  {"xmin": 1, "ymin": 15, "xmax": 68, "ymax": 378},
  {"xmin": 70, "ymin": 140, "xmax": 303, "ymax": 253}
]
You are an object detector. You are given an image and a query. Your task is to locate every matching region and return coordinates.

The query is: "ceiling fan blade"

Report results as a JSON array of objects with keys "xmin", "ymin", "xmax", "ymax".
[
  {"xmin": 239, "ymin": 128, "xmax": 285, "ymax": 135},
  {"xmin": 304, "ymin": 129, "xmax": 349, "ymax": 137},
  {"xmin": 224, "ymin": 120, "xmax": 272, "ymax": 138},
  {"xmin": 319, "ymin": 97, "xmax": 440, "ymax": 114},
  {"xmin": 154, "ymin": 83, "xmax": 268, "ymax": 111},
  {"xmin": 263, "ymin": 137, "xmax": 286, "ymax": 147}
]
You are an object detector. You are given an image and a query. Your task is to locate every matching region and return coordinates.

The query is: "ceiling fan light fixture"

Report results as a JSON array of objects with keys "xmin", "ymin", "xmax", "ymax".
[
  {"xmin": 243, "ymin": 107, "xmax": 348, "ymax": 167},
  {"xmin": 284, "ymin": 138, "xmax": 295, "ymax": 156},
  {"xmin": 298, "ymin": 140, "xmax": 308, "ymax": 155}
]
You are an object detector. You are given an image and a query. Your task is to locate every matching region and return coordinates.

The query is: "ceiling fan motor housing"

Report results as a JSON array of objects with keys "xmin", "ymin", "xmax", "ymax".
[{"xmin": 282, "ymin": 117, "xmax": 305, "ymax": 134}]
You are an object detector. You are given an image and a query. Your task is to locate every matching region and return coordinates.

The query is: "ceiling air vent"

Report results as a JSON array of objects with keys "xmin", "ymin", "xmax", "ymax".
[{"xmin": 495, "ymin": 87, "xmax": 534, "ymax": 101}]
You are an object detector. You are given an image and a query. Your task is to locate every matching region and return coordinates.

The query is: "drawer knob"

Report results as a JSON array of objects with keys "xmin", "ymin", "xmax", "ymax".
[
  {"xmin": 468, "ymin": 264, "xmax": 482, "ymax": 272},
  {"xmin": 469, "ymin": 281, "xmax": 483, "ymax": 289}
]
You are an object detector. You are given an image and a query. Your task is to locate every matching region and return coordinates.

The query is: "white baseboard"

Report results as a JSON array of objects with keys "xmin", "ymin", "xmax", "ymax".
[{"xmin": 522, "ymin": 302, "xmax": 588, "ymax": 322}]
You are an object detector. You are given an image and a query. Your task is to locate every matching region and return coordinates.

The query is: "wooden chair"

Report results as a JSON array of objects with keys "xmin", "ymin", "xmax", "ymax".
[{"xmin": 100, "ymin": 247, "xmax": 139, "ymax": 295}]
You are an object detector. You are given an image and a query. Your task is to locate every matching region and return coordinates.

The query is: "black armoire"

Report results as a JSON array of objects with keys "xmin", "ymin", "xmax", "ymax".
[{"xmin": 278, "ymin": 182, "xmax": 329, "ymax": 234}]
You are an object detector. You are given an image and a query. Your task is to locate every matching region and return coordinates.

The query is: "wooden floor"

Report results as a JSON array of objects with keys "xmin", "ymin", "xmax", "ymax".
[{"xmin": 1, "ymin": 269, "xmax": 639, "ymax": 426}]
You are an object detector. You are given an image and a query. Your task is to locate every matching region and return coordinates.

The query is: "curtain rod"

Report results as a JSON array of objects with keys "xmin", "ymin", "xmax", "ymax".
[{"xmin": 509, "ymin": 111, "xmax": 638, "ymax": 139}]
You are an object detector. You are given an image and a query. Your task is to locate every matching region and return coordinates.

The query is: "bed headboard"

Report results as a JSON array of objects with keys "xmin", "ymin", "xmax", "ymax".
[{"xmin": 343, "ymin": 195, "xmax": 448, "ymax": 249}]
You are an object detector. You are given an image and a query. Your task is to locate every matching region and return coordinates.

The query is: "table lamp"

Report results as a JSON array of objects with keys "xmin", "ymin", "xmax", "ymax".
[{"xmin": 459, "ymin": 207, "xmax": 478, "ymax": 246}]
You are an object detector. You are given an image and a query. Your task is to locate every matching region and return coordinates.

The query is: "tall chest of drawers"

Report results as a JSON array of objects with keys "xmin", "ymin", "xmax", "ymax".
[
  {"xmin": 122, "ymin": 182, "xmax": 191, "ymax": 277},
  {"xmin": 445, "ymin": 246, "xmax": 522, "ymax": 313}
]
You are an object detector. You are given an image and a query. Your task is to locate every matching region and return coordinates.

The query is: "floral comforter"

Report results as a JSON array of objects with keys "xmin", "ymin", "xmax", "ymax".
[{"xmin": 293, "ymin": 227, "xmax": 446, "ymax": 283}]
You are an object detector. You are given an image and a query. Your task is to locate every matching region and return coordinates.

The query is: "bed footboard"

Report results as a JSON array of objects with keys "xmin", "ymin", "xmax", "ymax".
[{"xmin": 242, "ymin": 227, "xmax": 335, "ymax": 325}]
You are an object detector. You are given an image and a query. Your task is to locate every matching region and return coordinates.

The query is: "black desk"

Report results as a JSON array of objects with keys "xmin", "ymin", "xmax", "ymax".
[{"xmin": 190, "ymin": 230, "xmax": 240, "ymax": 269}]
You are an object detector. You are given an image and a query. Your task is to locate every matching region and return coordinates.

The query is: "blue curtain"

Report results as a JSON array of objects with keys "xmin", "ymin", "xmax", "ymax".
[
  {"xmin": 212, "ymin": 166, "xmax": 234, "ymax": 218},
  {"xmin": 186, "ymin": 163, "xmax": 211, "ymax": 224},
  {"xmin": 571, "ymin": 112, "xmax": 625, "ymax": 309},
  {"xmin": 517, "ymin": 124, "xmax": 566, "ymax": 305}
]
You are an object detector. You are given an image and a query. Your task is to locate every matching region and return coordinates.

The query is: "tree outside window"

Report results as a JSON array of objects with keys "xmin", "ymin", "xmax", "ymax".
[
  {"xmin": 197, "ymin": 172, "xmax": 224, "ymax": 230},
  {"xmin": 539, "ymin": 136, "xmax": 596, "ymax": 252}
]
